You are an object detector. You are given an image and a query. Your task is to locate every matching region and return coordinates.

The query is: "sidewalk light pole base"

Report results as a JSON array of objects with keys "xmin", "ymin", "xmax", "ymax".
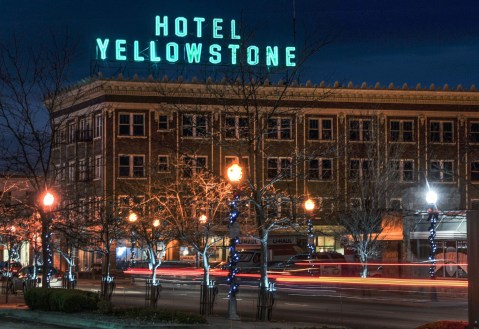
[{"xmin": 227, "ymin": 298, "xmax": 240, "ymax": 320}]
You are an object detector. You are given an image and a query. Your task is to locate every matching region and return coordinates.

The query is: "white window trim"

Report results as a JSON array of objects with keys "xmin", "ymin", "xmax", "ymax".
[
  {"xmin": 267, "ymin": 117, "xmax": 293, "ymax": 140},
  {"xmin": 429, "ymin": 159, "xmax": 455, "ymax": 182},
  {"xmin": 118, "ymin": 113, "xmax": 145, "ymax": 137},
  {"xmin": 158, "ymin": 155, "xmax": 170, "ymax": 173},
  {"xmin": 307, "ymin": 117, "xmax": 334, "ymax": 141},
  {"xmin": 118, "ymin": 154, "xmax": 146, "ymax": 178},
  {"xmin": 429, "ymin": 120, "xmax": 454, "ymax": 144},
  {"xmin": 389, "ymin": 120, "xmax": 414, "ymax": 143},
  {"xmin": 349, "ymin": 119, "xmax": 372, "ymax": 142},
  {"xmin": 182, "ymin": 114, "xmax": 208, "ymax": 138}
]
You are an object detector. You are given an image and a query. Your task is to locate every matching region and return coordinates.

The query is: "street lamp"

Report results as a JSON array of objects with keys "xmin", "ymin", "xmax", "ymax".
[
  {"xmin": 226, "ymin": 163, "xmax": 242, "ymax": 320},
  {"xmin": 304, "ymin": 198, "xmax": 316, "ymax": 258},
  {"xmin": 128, "ymin": 211, "xmax": 138, "ymax": 264},
  {"xmin": 41, "ymin": 190, "xmax": 56, "ymax": 288},
  {"xmin": 425, "ymin": 190, "xmax": 439, "ymax": 279}
]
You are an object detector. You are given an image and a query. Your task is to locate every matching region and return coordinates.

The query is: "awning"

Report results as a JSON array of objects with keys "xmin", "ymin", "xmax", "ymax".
[{"xmin": 407, "ymin": 211, "xmax": 467, "ymax": 240}]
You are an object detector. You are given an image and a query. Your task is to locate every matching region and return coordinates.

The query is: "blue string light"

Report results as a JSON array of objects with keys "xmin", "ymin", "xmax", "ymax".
[
  {"xmin": 307, "ymin": 219, "xmax": 314, "ymax": 258},
  {"xmin": 227, "ymin": 193, "xmax": 240, "ymax": 297},
  {"xmin": 427, "ymin": 208, "xmax": 438, "ymax": 279}
]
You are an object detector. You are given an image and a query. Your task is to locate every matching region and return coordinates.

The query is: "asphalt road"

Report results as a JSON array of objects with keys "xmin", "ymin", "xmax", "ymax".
[
  {"xmin": 80, "ymin": 278, "xmax": 467, "ymax": 329},
  {"xmin": 0, "ymin": 316, "xmax": 71, "ymax": 329}
]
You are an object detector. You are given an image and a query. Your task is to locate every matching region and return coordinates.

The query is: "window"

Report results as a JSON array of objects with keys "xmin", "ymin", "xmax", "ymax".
[
  {"xmin": 390, "ymin": 159, "xmax": 414, "ymax": 182},
  {"xmin": 225, "ymin": 115, "xmax": 249, "ymax": 139},
  {"xmin": 390, "ymin": 120, "xmax": 414, "ymax": 142},
  {"xmin": 471, "ymin": 162, "xmax": 479, "ymax": 182},
  {"xmin": 158, "ymin": 115, "xmax": 169, "ymax": 130},
  {"xmin": 94, "ymin": 156, "xmax": 102, "ymax": 180},
  {"xmin": 349, "ymin": 159, "xmax": 373, "ymax": 180},
  {"xmin": 182, "ymin": 156, "xmax": 207, "ymax": 177},
  {"xmin": 308, "ymin": 158, "xmax": 333, "ymax": 180},
  {"xmin": 119, "ymin": 155, "xmax": 145, "ymax": 178},
  {"xmin": 225, "ymin": 156, "xmax": 249, "ymax": 173},
  {"xmin": 182, "ymin": 114, "xmax": 208, "ymax": 137},
  {"xmin": 470, "ymin": 122, "xmax": 479, "ymax": 143},
  {"xmin": 94, "ymin": 114, "xmax": 102, "ymax": 138},
  {"xmin": 267, "ymin": 157, "xmax": 292, "ymax": 179},
  {"xmin": 389, "ymin": 199, "xmax": 402, "ymax": 210},
  {"xmin": 1, "ymin": 191, "xmax": 12, "ymax": 207},
  {"xmin": 158, "ymin": 155, "xmax": 169, "ymax": 172},
  {"xmin": 349, "ymin": 119, "xmax": 372, "ymax": 141},
  {"xmin": 429, "ymin": 160, "xmax": 454, "ymax": 182},
  {"xmin": 308, "ymin": 118, "xmax": 333, "ymax": 141},
  {"xmin": 78, "ymin": 159, "xmax": 87, "ymax": 181},
  {"xmin": 267, "ymin": 118, "xmax": 292, "ymax": 140},
  {"xmin": 68, "ymin": 122, "xmax": 76, "ymax": 144},
  {"xmin": 68, "ymin": 161, "xmax": 75, "ymax": 182},
  {"xmin": 471, "ymin": 199, "xmax": 479, "ymax": 210},
  {"xmin": 78, "ymin": 117, "xmax": 91, "ymax": 141},
  {"xmin": 119, "ymin": 113, "xmax": 145, "ymax": 136},
  {"xmin": 430, "ymin": 121, "xmax": 454, "ymax": 143}
]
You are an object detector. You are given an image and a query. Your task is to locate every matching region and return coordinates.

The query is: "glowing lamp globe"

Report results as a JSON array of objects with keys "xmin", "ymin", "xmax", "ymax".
[
  {"xmin": 426, "ymin": 191, "xmax": 438, "ymax": 204},
  {"xmin": 153, "ymin": 219, "xmax": 160, "ymax": 227},
  {"xmin": 227, "ymin": 164, "xmax": 243, "ymax": 183},
  {"xmin": 43, "ymin": 192, "xmax": 55, "ymax": 207},
  {"xmin": 304, "ymin": 198, "xmax": 315, "ymax": 212},
  {"xmin": 199, "ymin": 214, "xmax": 207, "ymax": 223},
  {"xmin": 128, "ymin": 212, "xmax": 138, "ymax": 223}
]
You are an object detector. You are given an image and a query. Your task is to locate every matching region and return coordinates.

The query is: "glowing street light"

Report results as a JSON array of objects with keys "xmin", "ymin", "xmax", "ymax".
[
  {"xmin": 425, "ymin": 190, "xmax": 439, "ymax": 280},
  {"xmin": 43, "ymin": 192, "xmax": 55, "ymax": 207},
  {"xmin": 304, "ymin": 198, "xmax": 316, "ymax": 258},
  {"xmin": 128, "ymin": 212, "xmax": 138, "ymax": 223},
  {"xmin": 199, "ymin": 214, "xmax": 207, "ymax": 224},
  {"xmin": 226, "ymin": 163, "xmax": 243, "ymax": 320}
]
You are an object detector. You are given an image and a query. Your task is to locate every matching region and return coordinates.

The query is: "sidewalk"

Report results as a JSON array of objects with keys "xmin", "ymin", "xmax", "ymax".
[{"xmin": 0, "ymin": 296, "xmax": 349, "ymax": 329}]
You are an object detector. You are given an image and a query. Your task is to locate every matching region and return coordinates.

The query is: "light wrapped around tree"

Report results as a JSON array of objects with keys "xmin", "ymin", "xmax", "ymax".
[
  {"xmin": 427, "ymin": 208, "xmax": 439, "ymax": 279},
  {"xmin": 227, "ymin": 192, "xmax": 240, "ymax": 297}
]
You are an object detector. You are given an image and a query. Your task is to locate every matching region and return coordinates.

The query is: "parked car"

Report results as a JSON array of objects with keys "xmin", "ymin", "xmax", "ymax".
[
  {"xmin": 12, "ymin": 266, "xmax": 63, "ymax": 292},
  {"xmin": 0, "ymin": 261, "xmax": 22, "ymax": 278},
  {"xmin": 272, "ymin": 252, "xmax": 348, "ymax": 276}
]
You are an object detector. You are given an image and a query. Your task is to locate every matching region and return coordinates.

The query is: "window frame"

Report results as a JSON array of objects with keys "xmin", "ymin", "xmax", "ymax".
[
  {"xmin": 307, "ymin": 118, "xmax": 333, "ymax": 141},
  {"xmin": 390, "ymin": 159, "xmax": 415, "ymax": 182},
  {"xmin": 118, "ymin": 154, "xmax": 146, "ymax": 178},
  {"xmin": 429, "ymin": 159, "xmax": 454, "ymax": 182},
  {"xmin": 389, "ymin": 120, "xmax": 414, "ymax": 142},
  {"xmin": 267, "ymin": 117, "xmax": 292, "ymax": 140},
  {"xmin": 94, "ymin": 114, "xmax": 102, "ymax": 138},
  {"xmin": 225, "ymin": 115, "xmax": 249, "ymax": 139},
  {"xmin": 430, "ymin": 120, "xmax": 454, "ymax": 143},
  {"xmin": 158, "ymin": 115, "xmax": 169, "ymax": 131},
  {"xmin": 118, "ymin": 113, "xmax": 145, "ymax": 137},
  {"xmin": 267, "ymin": 157, "xmax": 292, "ymax": 180},
  {"xmin": 158, "ymin": 155, "xmax": 170, "ymax": 173},
  {"xmin": 182, "ymin": 114, "xmax": 208, "ymax": 138},
  {"xmin": 349, "ymin": 158, "xmax": 373, "ymax": 180},
  {"xmin": 308, "ymin": 158, "xmax": 333, "ymax": 180},
  {"xmin": 182, "ymin": 155, "xmax": 208, "ymax": 177},
  {"xmin": 469, "ymin": 122, "xmax": 479, "ymax": 143},
  {"xmin": 348, "ymin": 119, "xmax": 372, "ymax": 142},
  {"xmin": 471, "ymin": 161, "xmax": 479, "ymax": 182}
]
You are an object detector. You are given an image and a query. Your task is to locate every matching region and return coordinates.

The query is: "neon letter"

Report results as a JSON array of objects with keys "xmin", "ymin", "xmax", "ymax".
[
  {"xmin": 228, "ymin": 44, "xmax": 240, "ymax": 65},
  {"xmin": 213, "ymin": 18, "xmax": 223, "ymax": 38},
  {"xmin": 185, "ymin": 43, "xmax": 203, "ymax": 63},
  {"xmin": 166, "ymin": 42, "xmax": 179, "ymax": 63},
  {"xmin": 209, "ymin": 44, "xmax": 221, "ymax": 64},
  {"xmin": 155, "ymin": 15, "xmax": 168, "ymax": 36},
  {"xmin": 231, "ymin": 20, "xmax": 240, "ymax": 40},
  {"xmin": 266, "ymin": 46, "xmax": 278, "ymax": 66},
  {"xmin": 96, "ymin": 38, "xmax": 109, "ymax": 60},
  {"xmin": 193, "ymin": 17, "xmax": 205, "ymax": 38},
  {"xmin": 149, "ymin": 41, "xmax": 161, "ymax": 62},
  {"xmin": 115, "ymin": 39, "xmax": 127, "ymax": 61},
  {"xmin": 175, "ymin": 17, "xmax": 187, "ymax": 37},
  {"xmin": 247, "ymin": 46, "xmax": 259, "ymax": 65},
  {"xmin": 133, "ymin": 40, "xmax": 145, "ymax": 62},
  {"xmin": 285, "ymin": 46, "xmax": 296, "ymax": 67}
]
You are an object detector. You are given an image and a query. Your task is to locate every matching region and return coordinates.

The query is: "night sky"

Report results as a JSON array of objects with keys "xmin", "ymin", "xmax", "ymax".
[{"xmin": 1, "ymin": 0, "xmax": 478, "ymax": 87}]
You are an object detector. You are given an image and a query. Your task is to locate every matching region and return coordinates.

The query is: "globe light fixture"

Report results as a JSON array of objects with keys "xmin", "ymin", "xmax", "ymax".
[
  {"xmin": 43, "ymin": 192, "xmax": 55, "ymax": 207},
  {"xmin": 426, "ymin": 190, "xmax": 438, "ymax": 205}
]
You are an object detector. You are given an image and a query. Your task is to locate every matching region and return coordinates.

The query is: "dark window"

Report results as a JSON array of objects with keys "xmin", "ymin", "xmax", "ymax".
[
  {"xmin": 470, "ymin": 123, "xmax": 479, "ymax": 143},
  {"xmin": 430, "ymin": 121, "xmax": 454, "ymax": 143},
  {"xmin": 158, "ymin": 115, "xmax": 168, "ymax": 130},
  {"xmin": 119, "ymin": 156, "xmax": 130, "ymax": 177},
  {"xmin": 390, "ymin": 120, "xmax": 414, "ymax": 142}
]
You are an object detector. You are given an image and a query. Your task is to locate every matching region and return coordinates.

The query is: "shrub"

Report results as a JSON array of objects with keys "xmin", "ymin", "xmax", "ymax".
[
  {"xmin": 110, "ymin": 307, "xmax": 207, "ymax": 324},
  {"xmin": 415, "ymin": 321, "xmax": 468, "ymax": 329},
  {"xmin": 24, "ymin": 288, "xmax": 99, "ymax": 313}
]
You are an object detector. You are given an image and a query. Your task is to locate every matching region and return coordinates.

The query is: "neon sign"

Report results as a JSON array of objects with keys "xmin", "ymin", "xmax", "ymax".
[{"xmin": 95, "ymin": 15, "xmax": 296, "ymax": 67}]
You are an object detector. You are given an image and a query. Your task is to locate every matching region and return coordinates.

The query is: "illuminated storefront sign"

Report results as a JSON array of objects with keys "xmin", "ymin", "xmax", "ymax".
[{"xmin": 95, "ymin": 15, "xmax": 296, "ymax": 67}]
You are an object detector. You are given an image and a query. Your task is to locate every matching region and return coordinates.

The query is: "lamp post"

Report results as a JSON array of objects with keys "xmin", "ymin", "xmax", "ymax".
[
  {"xmin": 128, "ymin": 212, "xmax": 138, "ymax": 265},
  {"xmin": 41, "ymin": 191, "xmax": 55, "ymax": 288},
  {"xmin": 304, "ymin": 198, "xmax": 316, "ymax": 258},
  {"xmin": 425, "ymin": 190, "xmax": 438, "ymax": 279},
  {"xmin": 226, "ymin": 163, "xmax": 242, "ymax": 320}
]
